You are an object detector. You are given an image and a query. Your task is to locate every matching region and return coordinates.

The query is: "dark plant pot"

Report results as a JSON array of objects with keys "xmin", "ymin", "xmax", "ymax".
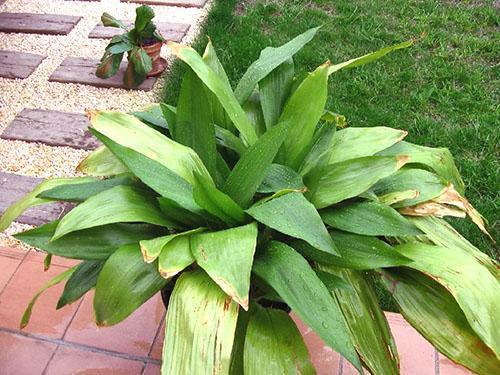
[{"xmin": 142, "ymin": 41, "xmax": 167, "ymax": 77}]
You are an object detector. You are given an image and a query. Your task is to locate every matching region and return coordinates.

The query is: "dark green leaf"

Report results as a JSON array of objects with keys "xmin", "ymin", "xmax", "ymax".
[
  {"xmin": 299, "ymin": 122, "xmax": 336, "ymax": 177},
  {"xmin": 253, "ymin": 241, "xmax": 361, "ymax": 370},
  {"xmin": 57, "ymin": 261, "xmax": 104, "ymax": 308},
  {"xmin": 96, "ymin": 52, "xmax": 123, "ymax": 79},
  {"xmin": 321, "ymin": 200, "xmax": 422, "ymax": 236},
  {"xmin": 94, "ymin": 243, "xmax": 167, "ymax": 326},
  {"xmin": 257, "ymin": 164, "xmax": 304, "ymax": 193},
  {"xmin": 134, "ymin": 5, "xmax": 155, "ymax": 33},
  {"xmin": 215, "ymin": 124, "xmax": 246, "ymax": 155},
  {"xmin": 101, "ymin": 12, "xmax": 128, "ymax": 29},
  {"xmin": 132, "ymin": 104, "xmax": 168, "ymax": 129},
  {"xmin": 247, "ymin": 192, "xmax": 338, "ymax": 255},
  {"xmin": 223, "ymin": 121, "xmax": 288, "ymax": 207},
  {"xmin": 15, "ymin": 220, "xmax": 162, "ymax": 260},
  {"xmin": 292, "ymin": 230, "xmax": 410, "ymax": 270}
]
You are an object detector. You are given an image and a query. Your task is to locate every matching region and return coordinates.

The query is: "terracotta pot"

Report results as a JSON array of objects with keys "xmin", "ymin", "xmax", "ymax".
[{"xmin": 142, "ymin": 41, "xmax": 167, "ymax": 77}]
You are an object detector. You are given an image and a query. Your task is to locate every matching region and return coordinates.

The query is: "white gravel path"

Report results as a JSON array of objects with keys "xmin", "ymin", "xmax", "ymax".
[{"xmin": 0, "ymin": 0, "xmax": 213, "ymax": 242}]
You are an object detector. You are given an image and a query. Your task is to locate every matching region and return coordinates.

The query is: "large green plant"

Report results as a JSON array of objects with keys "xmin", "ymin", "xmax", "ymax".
[
  {"xmin": 2, "ymin": 28, "xmax": 498, "ymax": 374},
  {"xmin": 96, "ymin": 5, "xmax": 165, "ymax": 88}
]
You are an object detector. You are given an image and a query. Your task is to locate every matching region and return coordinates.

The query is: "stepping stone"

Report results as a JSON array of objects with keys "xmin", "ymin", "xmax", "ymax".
[
  {"xmin": 0, "ymin": 50, "xmax": 46, "ymax": 79},
  {"xmin": 0, "ymin": 13, "xmax": 82, "ymax": 35},
  {"xmin": 49, "ymin": 57, "xmax": 157, "ymax": 90},
  {"xmin": 119, "ymin": 0, "xmax": 207, "ymax": 8},
  {"xmin": 1, "ymin": 109, "xmax": 99, "ymax": 150},
  {"xmin": 89, "ymin": 21, "xmax": 189, "ymax": 42},
  {"xmin": 0, "ymin": 172, "xmax": 73, "ymax": 227}
]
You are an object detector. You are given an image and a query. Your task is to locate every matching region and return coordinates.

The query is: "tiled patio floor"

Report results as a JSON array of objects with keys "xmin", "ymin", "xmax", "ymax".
[{"xmin": 0, "ymin": 246, "xmax": 473, "ymax": 374}]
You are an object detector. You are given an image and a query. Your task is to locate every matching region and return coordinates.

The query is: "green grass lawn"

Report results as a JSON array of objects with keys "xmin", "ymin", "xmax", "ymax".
[{"xmin": 163, "ymin": 0, "xmax": 499, "ymax": 260}]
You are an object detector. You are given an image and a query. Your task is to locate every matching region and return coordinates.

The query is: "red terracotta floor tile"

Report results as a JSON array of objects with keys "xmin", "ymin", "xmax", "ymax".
[
  {"xmin": 0, "ymin": 330, "xmax": 57, "ymax": 374},
  {"xmin": 143, "ymin": 363, "xmax": 161, "ymax": 375},
  {"xmin": 45, "ymin": 345, "xmax": 144, "ymax": 375},
  {"xmin": 0, "ymin": 247, "xmax": 25, "ymax": 292},
  {"xmin": 291, "ymin": 314, "xmax": 341, "ymax": 375},
  {"xmin": 0, "ymin": 258, "xmax": 80, "ymax": 338},
  {"xmin": 438, "ymin": 354, "xmax": 473, "ymax": 375},
  {"xmin": 386, "ymin": 312, "xmax": 436, "ymax": 375},
  {"xmin": 65, "ymin": 291, "xmax": 165, "ymax": 357},
  {"xmin": 149, "ymin": 320, "xmax": 164, "ymax": 360},
  {"xmin": 25, "ymin": 249, "xmax": 80, "ymax": 268}
]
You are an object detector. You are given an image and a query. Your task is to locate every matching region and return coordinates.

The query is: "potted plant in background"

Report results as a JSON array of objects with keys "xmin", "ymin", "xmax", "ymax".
[
  {"xmin": 1, "ymin": 28, "xmax": 498, "ymax": 375},
  {"xmin": 96, "ymin": 5, "xmax": 167, "ymax": 88}
]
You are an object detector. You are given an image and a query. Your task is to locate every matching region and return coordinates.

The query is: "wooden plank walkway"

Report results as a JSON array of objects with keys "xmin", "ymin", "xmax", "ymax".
[
  {"xmin": 119, "ymin": 0, "xmax": 207, "ymax": 8},
  {"xmin": 89, "ymin": 21, "xmax": 189, "ymax": 42},
  {"xmin": 0, "ymin": 172, "xmax": 72, "ymax": 226},
  {"xmin": 0, "ymin": 50, "xmax": 46, "ymax": 79},
  {"xmin": 49, "ymin": 57, "xmax": 157, "ymax": 90},
  {"xmin": 1, "ymin": 109, "xmax": 99, "ymax": 150},
  {"xmin": 0, "ymin": 13, "xmax": 81, "ymax": 35}
]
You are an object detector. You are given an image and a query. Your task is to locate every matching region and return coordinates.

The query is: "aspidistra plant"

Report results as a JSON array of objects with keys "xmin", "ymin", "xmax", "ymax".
[{"xmin": 1, "ymin": 28, "xmax": 498, "ymax": 374}]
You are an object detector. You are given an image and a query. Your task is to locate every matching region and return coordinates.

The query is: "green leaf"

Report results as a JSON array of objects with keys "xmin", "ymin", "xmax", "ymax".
[
  {"xmin": 191, "ymin": 223, "xmax": 258, "ymax": 310},
  {"xmin": 308, "ymin": 156, "xmax": 407, "ymax": 209},
  {"xmin": 132, "ymin": 104, "xmax": 168, "ymax": 129},
  {"xmin": 243, "ymin": 306, "xmax": 315, "ymax": 375},
  {"xmin": 299, "ymin": 122, "xmax": 336, "ymax": 177},
  {"xmin": 140, "ymin": 228, "xmax": 204, "ymax": 263},
  {"xmin": 378, "ymin": 141, "xmax": 465, "ymax": 194},
  {"xmin": 162, "ymin": 270, "xmax": 239, "ymax": 375},
  {"xmin": 14, "ymin": 220, "xmax": 162, "ymax": 260},
  {"xmin": 21, "ymin": 267, "xmax": 76, "ymax": 328},
  {"xmin": 0, "ymin": 176, "xmax": 96, "ymax": 231},
  {"xmin": 329, "ymin": 126, "xmax": 407, "ymax": 164},
  {"xmin": 92, "ymin": 129, "xmax": 202, "ymax": 216},
  {"xmin": 89, "ymin": 110, "xmax": 213, "ymax": 187},
  {"xmin": 223, "ymin": 121, "xmax": 288, "ymax": 208},
  {"xmin": 94, "ymin": 244, "xmax": 167, "ymax": 326},
  {"xmin": 234, "ymin": 27, "xmax": 320, "ymax": 104},
  {"xmin": 53, "ymin": 185, "xmax": 174, "ymax": 241},
  {"xmin": 394, "ymin": 242, "xmax": 500, "ymax": 356},
  {"xmin": 215, "ymin": 124, "xmax": 246, "ymax": 155},
  {"xmin": 77, "ymin": 145, "xmax": 128, "ymax": 177},
  {"xmin": 175, "ymin": 68, "xmax": 217, "ymax": 179},
  {"xmin": 328, "ymin": 40, "xmax": 414, "ymax": 75},
  {"xmin": 160, "ymin": 103, "xmax": 176, "ymax": 132},
  {"xmin": 192, "ymin": 173, "xmax": 246, "ymax": 226},
  {"xmin": 280, "ymin": 63, "xmax": 329, "ymax": 169},
  {"xmin": 39, "ymin": 174, "xmax": 135, "ymax": 202},
  {"xmin": 158, "ymin": 235, "xmax": 194, "ymax": 279},
  {"xmin": 257, "ymin": 164, "xmax": 304, "ymax": 193},
  {"xmin": 57, "ymin": 261, "xmax": 104, "ymax": 309},
  {"xmin": 96, "ymin": 52, "xmax": 124, "ymax": 79},
  {"xmin": 321, "ymin": 266, "xmax": 400, "ymax": 375},
  {"xmin": 101, "ymin": 12, "xmax": 128, "ymax": 29},
  {"xmin": 168, "ymin": 42, "xmax": 258, "ymax": 146},
  {"xmin": 321, "ymin": 200, "xmax": 422, "ymax": 236},
  {"xmin": 292, "ymin": 230, "xmax": 410, "ymax": 270},
  {"xmin": 253, "ymin": 241, "xmax": 361, "ymax": 370},
  {"xmin": 372, "ymin": 168, "xmax": 447, "ymax": 207},
  {"xmin": 260, "ymin": 58, "xmax": 294, "ymax": 129},
  {"xmin": 243, "ymin": 91, "xmax": 266, "ymax": 137},
  {"xmin": 126, "ymin": 47, "xmax": 152, "ymax": 87},
  {"xmin": 107, "ymin": 42, "xmax": 134, "ymax": 54},
  {"xmin": 320, "ymin": 110, "xmax": 347, "ymax": 128},
  {"xmin": 379, "ymin": 268, "xmax": 500, "ymax": 375},
  {"xmin": 134, "ymin": 5, "xmax": 155, "ymax": 32},
  {"xmin": 157, "ymin": 197, "xmax": 205, "ymax": 228},
  {"xmin": 247, "ymin": 192, "xmax": 338, "ymax": 255}
]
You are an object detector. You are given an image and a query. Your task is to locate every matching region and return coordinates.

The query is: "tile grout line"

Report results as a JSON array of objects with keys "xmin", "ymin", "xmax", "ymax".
[
  {"xmin": 41, "ymin": 343, "xmax": 60, "ymax": 375},
  {"xmin": 61, "ymin": 296, "xmax": 85, "ymax": 340},
  {"xmin": 338, "ymin": 356, "xmax": 343, "ymax": 375},
  {"xmin": 434, "ymin": 349, "xmax": 440, "ymax": 375},
  {"xmin": 0, "ymin": 326, "xmax": 161, "ymax": 365},
  {"xmin": 147, "ymin": 310, "xmax": 166, "ymax": 357}
]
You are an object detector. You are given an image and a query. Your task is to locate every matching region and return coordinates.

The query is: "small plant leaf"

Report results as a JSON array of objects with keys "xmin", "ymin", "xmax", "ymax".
[
  {"xmin": 162, "ymin": 271, "xmax": 239, "ymax": 374},
  {"xmin": 96, "ymin": 52, "xmax": 124, "ymax": 79},
  {"xmin": 247, "ymin": 192, "xmax": 338, "ymax": 255},
  {"xmin": 101, "ymin": 12, "xmax": 128, "ymax": 29},
  {"xmin": 134, "ymin": 5, "xmax": 155, "ymax": 33},
  {"xmin": 253, "ymin": 241, "xmax": 362, "ymax": 370},
  {"xmin": 321, "ymin": 200, "xmax": 422, "ymax": 236},
  {"xmin": 57, "ymin": 260, "xmax": 104, "ymax": 309},
  {"xmin": 243, "ymin": 306, "xmax": 315, "ymax": 375},
  {"xmin": 94, "ymin": 244, "xmax": 167, "ymax": 326},
  {"xmin": 191, "ymin": 223, "xmax": 258, "ymax": 310},
  {"xmin": 52, "ymin": 185, "xmax": 174, "ymax": 241}
]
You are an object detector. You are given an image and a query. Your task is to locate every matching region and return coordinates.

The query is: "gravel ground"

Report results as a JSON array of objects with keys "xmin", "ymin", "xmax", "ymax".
[{"xmin": 0, "ymin": 0, "xmax": 213, "ymax": 242}]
